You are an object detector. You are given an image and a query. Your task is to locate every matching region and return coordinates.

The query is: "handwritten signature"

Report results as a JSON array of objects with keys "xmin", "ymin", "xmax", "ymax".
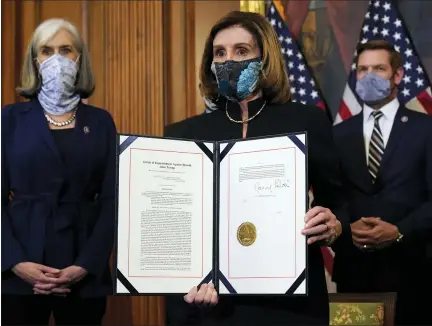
[{"xmin": 254, "ymin": 179, "xmax": 290, "ymax": 195}]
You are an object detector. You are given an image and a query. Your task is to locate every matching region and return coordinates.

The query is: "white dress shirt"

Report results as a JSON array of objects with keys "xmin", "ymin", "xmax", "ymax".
[{"xmin": 363, "ymin": 98, "xmax": 399, "ymax": 164}]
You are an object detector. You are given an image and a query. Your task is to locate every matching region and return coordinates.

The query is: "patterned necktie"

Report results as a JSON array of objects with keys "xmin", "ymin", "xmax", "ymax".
[{"xmin": 368, "ymin": 110, "xmax": 384, "ymax": 182}]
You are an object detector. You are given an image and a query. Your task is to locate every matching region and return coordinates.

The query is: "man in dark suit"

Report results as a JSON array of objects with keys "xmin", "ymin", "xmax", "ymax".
[{"xmin": 332, "ymin": 40, "xmax": 432, "ymax": 325}]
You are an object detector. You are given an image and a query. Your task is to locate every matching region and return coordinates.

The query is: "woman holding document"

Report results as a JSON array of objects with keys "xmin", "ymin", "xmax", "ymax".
[
  {"xmin": 1, "ymin": 19, "xmax": 116, "ymax": 325},
  {"xmin": 164, "ymin": 10, "xmax": 348, "ymax": 326}
]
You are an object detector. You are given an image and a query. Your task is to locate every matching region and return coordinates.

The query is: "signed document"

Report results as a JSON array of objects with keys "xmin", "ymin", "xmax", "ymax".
[
  {"xmin": 116, "ymin": 133, "xmax": 308, "ymax": 296},
  {"xmin": 218, "ymin": 136, "xmax": 307, "ymax": 295}
]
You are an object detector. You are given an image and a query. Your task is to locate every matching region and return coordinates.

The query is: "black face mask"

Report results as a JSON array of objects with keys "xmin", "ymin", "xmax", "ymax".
[{"xmin": 211, "ymin": 57, "xmax": 262, "ymax": 102}]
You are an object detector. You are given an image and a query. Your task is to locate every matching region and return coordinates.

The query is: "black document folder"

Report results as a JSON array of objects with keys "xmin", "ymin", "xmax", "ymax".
[{"xmin": 115, "ymin": 132, "xmax": 309, "ymax": 296}]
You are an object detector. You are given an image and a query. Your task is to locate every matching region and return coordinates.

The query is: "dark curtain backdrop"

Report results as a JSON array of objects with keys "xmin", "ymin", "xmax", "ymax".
[{"xmin": 279, "ymin": 0, "xmax": 432, "ymax": 119}]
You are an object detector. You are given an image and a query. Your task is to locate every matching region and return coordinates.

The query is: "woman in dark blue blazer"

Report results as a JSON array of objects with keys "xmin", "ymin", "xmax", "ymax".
[{"xmin": 2, "ymin": 18, "xmax": 116, "ymax": 326}]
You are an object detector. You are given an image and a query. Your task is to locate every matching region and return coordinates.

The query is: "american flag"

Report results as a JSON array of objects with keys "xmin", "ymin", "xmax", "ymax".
[
  {"xmin": 267, "ymin": 2, "xmax": 326, "ymax": 111},
  {"xmin": 335, "ymin": 0, "xmax": 432, "ymax": 124},
  {"xmin": 267, "ymin": 1, "xmax": 336, "ymax": 293}
]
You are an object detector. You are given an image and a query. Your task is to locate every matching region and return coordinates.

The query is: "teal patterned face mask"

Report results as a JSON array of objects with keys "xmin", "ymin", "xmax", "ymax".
[{"xmin": 211, "ymin": 58, "xmax": 262, "ymax": 102}]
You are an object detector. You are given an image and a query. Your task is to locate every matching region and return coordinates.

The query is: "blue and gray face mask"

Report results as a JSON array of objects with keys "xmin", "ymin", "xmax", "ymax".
[
  {"xmin": 355, "ymin": 72, "xmax": 396, "ymax": 105},
  {"xmin": 37, "ymin": 53, "xmax": 81, "ymax": 115}
]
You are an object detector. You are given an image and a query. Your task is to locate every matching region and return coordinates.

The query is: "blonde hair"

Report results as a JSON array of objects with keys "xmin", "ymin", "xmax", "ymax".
[
  {"xmin": 17, "ymin": 18, "xmax": 95, "ymax": 99},
  {"xmin": 200, "ymin": 11, "xmax": 291, "ymax": 104}
]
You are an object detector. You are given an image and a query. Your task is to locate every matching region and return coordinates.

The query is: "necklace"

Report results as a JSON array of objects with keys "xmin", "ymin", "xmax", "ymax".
[
  {"xmin": 225, "ymin": 100, "xmax": 267, "ymax": 124},
  {"xmin": 45, "ymin": 109, "xmax": 77, "ymax": 127}
]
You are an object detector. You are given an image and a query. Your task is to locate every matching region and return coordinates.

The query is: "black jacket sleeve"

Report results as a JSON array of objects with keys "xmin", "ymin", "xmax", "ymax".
[
  {"xmin": 1, "ymin": 105, "xmax": 28, "ymax": 272},
  {"xmin": 306, "ymin": 106, "xmax": 351, "ymax": 252}
]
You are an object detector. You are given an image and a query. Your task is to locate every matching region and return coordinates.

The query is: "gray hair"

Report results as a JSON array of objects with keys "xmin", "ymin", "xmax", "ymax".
[{"xmin": 17, "ymin": 18, "xmax": 95, "ymax": 99}]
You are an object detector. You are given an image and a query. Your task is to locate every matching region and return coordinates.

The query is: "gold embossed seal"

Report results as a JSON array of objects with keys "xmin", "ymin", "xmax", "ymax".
[{"xmin": 237, "ymin": 222, "xmax": 257, "ymax": 246}]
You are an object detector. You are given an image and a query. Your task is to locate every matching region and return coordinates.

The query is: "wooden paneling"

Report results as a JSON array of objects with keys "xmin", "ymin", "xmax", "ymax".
[
  {"xmin": 87, "ymin": 0, "xmax": 105, "ymax": 108},
  {"xmin": 88, "ymin": 1, "xmax": 164, "ymax": 137},
  {"xmin": 165, "ymin": 1, "xmax": 197, "ymax": 124},
  {"xmin": 185, "ymin": 2, "xmax": 197, "ymax": 121},
  {"xmin": 2, "ymin": 0, "xmax": 18, "ymax": 107},
  {"xmin": 21, "ymin": 0, "xmax": 40, "ymax": 57},
  {"xmin": 39, "ymin": 0, "xmax": 83, "ymax": 30}
]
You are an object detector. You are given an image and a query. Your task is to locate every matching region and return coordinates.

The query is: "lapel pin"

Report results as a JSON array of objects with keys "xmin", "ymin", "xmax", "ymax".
[
  {"xmin": 83, "ymin": 126, "xmax": 90, "ymax": 134},
  {"xmin": 401, "ymin": 116, "xmax": 408, "ymax": 123}
]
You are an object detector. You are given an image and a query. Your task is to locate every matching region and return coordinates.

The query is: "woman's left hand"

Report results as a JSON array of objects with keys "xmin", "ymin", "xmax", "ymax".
[
  {"xmin": 33, "ymin": 265, "xmax": 87, "ymax": 295},
  {"xmin": 302, "ymin": 206, "xmax": 339, "ymax": 245}
]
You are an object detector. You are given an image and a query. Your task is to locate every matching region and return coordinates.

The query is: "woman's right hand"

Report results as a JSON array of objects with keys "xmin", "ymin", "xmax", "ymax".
[
  {"xmin": 184, "ymin": 283, "xmax": 218, "ymax": 307},
  {"xmin": 12, "ymin": 262, "xmax": 71, "ymax": 294}
]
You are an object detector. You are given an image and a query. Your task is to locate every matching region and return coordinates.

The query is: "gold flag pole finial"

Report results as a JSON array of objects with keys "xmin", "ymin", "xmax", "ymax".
[{"xmin": 240, "ymin": 0, "xmax": 266, "ymax": 15}]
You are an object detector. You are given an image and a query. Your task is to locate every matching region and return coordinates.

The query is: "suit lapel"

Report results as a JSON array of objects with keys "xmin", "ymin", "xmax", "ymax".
[
  {"xmin": 345, "ymin": 114, "xmax": 374, "ymax": 193},
  {"xmin": 71, "ymin": 103, "xmax": 93, "ymax": 178},
  {"xmin": 28, "ymin": 100, "xmax": 62, "ymax": 164},
  {"xmin": 377, "ymin": 106, "xmax": 409, "ymax": 177},
  {"xmin": 73, "ymin": 103, "xmax": 91, "ymax": 151}
]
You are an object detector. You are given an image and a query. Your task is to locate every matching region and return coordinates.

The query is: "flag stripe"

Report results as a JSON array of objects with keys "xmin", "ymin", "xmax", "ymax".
[{"xmin": 417, "ymin": 89, "xmax": 432, "ymax": 114}]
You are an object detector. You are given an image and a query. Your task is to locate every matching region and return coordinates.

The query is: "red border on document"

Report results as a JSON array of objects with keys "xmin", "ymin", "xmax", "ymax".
[
  {"xmin": 227, "ymin": 147, "xmax": 297, "ymax": 279},
  {"xmin": 127, "ymin": 148, "xmax": 204, "ymax": 279}
]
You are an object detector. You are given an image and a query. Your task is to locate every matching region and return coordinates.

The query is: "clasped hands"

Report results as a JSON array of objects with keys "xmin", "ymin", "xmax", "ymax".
[
  {"xmin": 183, "ymin": 206, "xmax": 340, "ymax": 307},
  {"xmin": 351, "ymin": 217, "xmax": 399, "ymax": 250},
  {"xmin": 12, "ymin": 262, "xmax": 87, "ymax": 295}
]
